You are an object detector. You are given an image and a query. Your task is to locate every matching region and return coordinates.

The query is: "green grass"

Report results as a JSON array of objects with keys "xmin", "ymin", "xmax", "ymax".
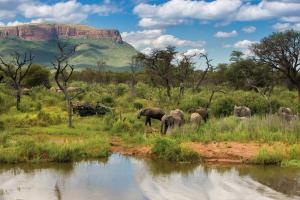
[
  {"xmin": 151, "ymin": 137, "xmax": 200, "ymax": 162},
  {"xmin": 253, "ymin": 148, "xmax": 284, "ymax": 165}
]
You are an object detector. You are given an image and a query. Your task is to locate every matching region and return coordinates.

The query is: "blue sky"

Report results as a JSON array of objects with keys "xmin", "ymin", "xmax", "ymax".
[{"xmin": 0, "ymin": 0, "xmax": 300, "ymax": 65}]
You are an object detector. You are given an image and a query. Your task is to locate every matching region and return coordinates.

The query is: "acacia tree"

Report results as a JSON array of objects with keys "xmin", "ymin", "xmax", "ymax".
[
  {"xmin": 0, "ymin": 52, "xmax": 34, "ymax": 110},
  {"xmin": 252, "ymin": 30, "xmax": 300, "ymax": 101},
  {"xmin": 144, "ymin": 46, "xmax": 177, "ymax": 98},
  {"xmin": 53, "ymin": 39, "xmax": 81, "ymax": 128}
]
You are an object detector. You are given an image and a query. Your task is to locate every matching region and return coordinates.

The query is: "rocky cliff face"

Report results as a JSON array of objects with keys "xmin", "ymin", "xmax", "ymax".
[{"xmin": 0, "ymin": 23, "xmax": 123, "ymax": 43}]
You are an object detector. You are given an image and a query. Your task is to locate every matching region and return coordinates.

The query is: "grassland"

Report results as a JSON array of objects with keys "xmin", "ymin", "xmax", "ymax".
[{"xmin": 0, "ymin": 82, "xmax": 300, "ymax": 165}]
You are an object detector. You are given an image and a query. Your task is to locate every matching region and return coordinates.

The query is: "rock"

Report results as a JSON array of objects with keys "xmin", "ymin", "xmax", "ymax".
[{"xmin": 0, "ymin": 23, "xmax": 123, "ymax": 43}]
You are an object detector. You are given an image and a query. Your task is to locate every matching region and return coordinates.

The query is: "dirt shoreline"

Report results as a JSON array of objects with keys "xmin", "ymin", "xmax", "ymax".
[{"xmin": 109, "ymin": 140, "xmax": 288, "ymax": 164}]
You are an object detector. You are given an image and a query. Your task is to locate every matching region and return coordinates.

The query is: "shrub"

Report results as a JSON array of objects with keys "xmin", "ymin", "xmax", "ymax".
[
  {"xmin": 0, "ymin": 121, "xmax": 4, "ymax": 131},
  {"xmin": 180, "ymin": 95, "xmax": 207, "ymax": 111},
  {"xmin": 101, "ymin": 95, "xmax": 115, "ymax": 107},
  {"xmin": 115, "ymin": 83, "xmax": 128, "ymax": 96},
  {"xmin": 19, "ymin": 96, "xmax": 42, "ymax": 112},
  {"xmin": 111, "ymin": 120, "xmax": 132, "ymax": 133},
  {"xmin": 151, "ymin": 137, "xmax": 200, "ymax": 162},
  {"xmin": 0, "ymin": 92, "xmax": 14, "ymax": 113},
  {"xmin": 133, "ymin": 101, "xmax": 144, "ymax": 110},
  {"xmin": 253, "ymin": 148, "xmax": 284, "ymax": 165},
  {"xmin": 211, "ymin": 96, "xmax": 235, "ymax": 117}
]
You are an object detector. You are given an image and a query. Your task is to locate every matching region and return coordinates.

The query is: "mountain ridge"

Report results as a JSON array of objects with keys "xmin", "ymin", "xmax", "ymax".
[
  {"xmin": 0, "ymin": 23, "xmax": 123, "ymax": 43},
  {"xmin": 0, "ymin": 23, "xmax": 137, "ymax": 71}
]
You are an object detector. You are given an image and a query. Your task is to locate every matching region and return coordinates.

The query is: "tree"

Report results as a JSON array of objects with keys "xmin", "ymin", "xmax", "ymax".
[
  {"xmin": 53, "ymin": 39, "xmax": 81, "ymax": 128},
  {"xmin": 0, "ymin": 51, "xmax": 34, "ymax": 110},
  {"xmin": 144, "ymin": 46, "xmax": 177, "ymax": 98},
  {"xmin": 226, "ymin": 59, "xmax": 273, "ymax": 90},
  {"xmin": 230, "ymin": 50, "xmax": 244, "ymax": 62},
  {"xmin": 129, "ymin": 53, "xmax": 145, "ymax": 96},
  {"xmin": 23, "ymin": 64, "xmax": 51, "ymax": 88},
  {"xmin": 252, "ymin": 30, "xmax": 300, "ymax": 101},
  {"xmin": 176, "ymin": 53, "xmax": 195, "ymax": 100},
  {"xmin": 193, "ymin": 53, "xmax": 214, "ymax": 92}
]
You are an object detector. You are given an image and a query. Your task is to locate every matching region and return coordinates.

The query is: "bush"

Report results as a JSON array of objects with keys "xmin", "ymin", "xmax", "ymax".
[
  {"xmin": 133, "ymin": 101, "xmax": 144, "ymax": 110},
  {"xmin": 115, "ymin": 83, "xmax": 128, "ymax": 96},
  {"xmin": 211, "ymin": 96, "xmax": 235, "ymax": 117},
  {"xmin": 0, "ymin": 92, "xmax": 14, "ymax": 113},
  {"xmin": 111, "ymin": 120, "xmax": 132, "ymax": 133},
  {"xmin": 180, "ymin": 95, "xmax": 207, "ymax": 111},
  {"xmin": 151, "ymin": 137, "xmax": 200, "ymax": 162},
  {"xmin": 101, "ymin": 95, "xmax": 115, "ymax": 107},
  {"xmin": 19, "ymin": 96, "xmax": 42, "ymax": 112},
  {"xmin": 0, "ymin": 121, "xmax": 4, "ymax": 130},
  {"xmin": 253, "ymin": 148, "xmax": 284, "ymax": 165}
]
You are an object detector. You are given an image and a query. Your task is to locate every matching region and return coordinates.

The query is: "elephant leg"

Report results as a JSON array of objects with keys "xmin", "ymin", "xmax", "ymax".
[{"xmin": 145, "ymin": 116, "xmax": 151, "ymax": 126}]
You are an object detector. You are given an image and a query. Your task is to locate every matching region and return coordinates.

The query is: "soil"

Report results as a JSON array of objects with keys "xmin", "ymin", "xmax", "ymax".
[{"xmin": 110, "ymin": 139, "xmax": 288, "ymax": 164}]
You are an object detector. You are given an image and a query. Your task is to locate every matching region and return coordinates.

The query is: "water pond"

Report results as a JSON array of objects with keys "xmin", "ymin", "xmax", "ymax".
[{"xmin": 0, "ymin": 154, "xmax": 299, "ymax": 200}]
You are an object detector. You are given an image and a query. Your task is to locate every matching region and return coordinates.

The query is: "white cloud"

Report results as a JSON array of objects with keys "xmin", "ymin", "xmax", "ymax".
[
  {"xmin": 233, "ymin": 40, "xmax": 257, "ymax": 49},
  {"xmin": 121, "ymin": 29, "xmax": 205, "ymax": 50},
  {"xmin": 134, "ymin": 0, "xmax": 242, "ymax": 28},
  {"xmin": 184, "ymin": 48, "xmax": 206, "ymax": 57},
  {"xmin": 133, "ymin": 0, "xmax": 300, "ymax": 28},
  {"xmin": 242, "ymin": 26, "xmax": 256, "ymax": 33},
  {"xmin": 214, "ymin": 30, "xmax": 237, "ymax": 38},
  {"xmin": 272, "ymin": 22, "xmax": 291, "ymax": 31},
  {"xmin": 236, "ymin": 1, "xmax": 300, "ymax": 21},
  {"xmin": 0, "ymin": 0, "xmax": 119, "ymax": 24}
]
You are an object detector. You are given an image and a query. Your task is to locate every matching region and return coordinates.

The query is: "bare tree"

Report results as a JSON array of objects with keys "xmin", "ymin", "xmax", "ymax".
[
  {"xmin": 193, "ymin": 53, "xmax": 214, "ymax": 92},
  {"xmin": 53, "ymin": 39, "xmax": 82, "ymax": 128},
  {"xmin": 0, "ymin": 52, "xmax": 34, "ymax": 110}
]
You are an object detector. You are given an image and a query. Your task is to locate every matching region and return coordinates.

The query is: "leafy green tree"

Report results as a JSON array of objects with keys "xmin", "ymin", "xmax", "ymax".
[
  {"xmin": 252, "ymin": 30, "xmax": 300, "ymax": 101},
  {"xmin": 226, "ymin": 59, "xmax": 273, "ymax": 90},
  {"xmin": 143, "ymin": 46, "xmax": 177, "ymax": 98},
  {"xmin": 230, "ymin": 50, "xmax": 244, "ymax": 62},
  {"xmin": 24, "ymin": 64, "xmax": 51, "ymax": 88}
]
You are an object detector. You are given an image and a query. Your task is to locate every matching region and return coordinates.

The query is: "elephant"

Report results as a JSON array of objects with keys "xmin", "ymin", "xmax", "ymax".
[
  {"xmin": 160, "ymin": 114, "xmax": 184, "ymax": 135},
  {"xmin": 234, "ymin": 105, "xmax": 251, "ymax": 118},
  {"xmin": 190, "ymin": 113, "xmax": 203, "ymax": 125},
  {"xmin": 170, "ymin": 109, "xmax": 185, "ymax": 121},
  {"xmin": 278, "ymin": 107, "xmax": 298, "ymax": 121},
  {"xmin": 188, "ymin": 107, "xmax": 209, "ymax": 123},
  {"xmin": 160, "ymin": 109, "xmax": 185, "ymax": 134},
  {"xmin": 137, "ymin": 107, "xmax": 165, "ymax": 126}
]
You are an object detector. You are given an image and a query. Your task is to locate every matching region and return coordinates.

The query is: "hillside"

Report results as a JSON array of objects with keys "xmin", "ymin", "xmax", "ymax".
[{"xmin": 0, "ymin": 24, "xmax": 137, "ymax": 71}]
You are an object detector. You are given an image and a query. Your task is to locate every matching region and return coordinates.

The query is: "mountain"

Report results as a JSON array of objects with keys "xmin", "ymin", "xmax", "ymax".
[{"xmin": 0, "ymin": 23, "xmax": 137, "ymax": 71}]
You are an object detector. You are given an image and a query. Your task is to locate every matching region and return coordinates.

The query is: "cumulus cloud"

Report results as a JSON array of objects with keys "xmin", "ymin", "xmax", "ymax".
[
  {"xmin": 214, "ymin": 30, "xmax": 237, "ymax": 38},
  {"xmin": 0, "ymin": 0, "xmax": 119, "ymax": 24},
  {"xmin": 134, "ymin": 0, "xmax": 241, "ymax": 28},
  {"xmin": 223, "ymin": 39, "xmax": 257, "ymax": 57},
  {"xmin": 242, "ymin": 26, "xmax": 256, "ymax": 33},
  {"xmin": 121, "ymin": 29, "xmax": 205, "ymax": 50},
  {"xmin": 133, "ymin": 0, "xmax": 300, "ymax": 28},
  {"xmin": 272, "ymin": 22, "xmax": 291, "ymax": 31}
]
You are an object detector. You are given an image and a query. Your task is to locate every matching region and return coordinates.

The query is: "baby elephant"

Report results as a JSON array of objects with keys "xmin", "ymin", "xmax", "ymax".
[
  {"xmin": 161, "ymin": 109, "xmax": 185, "ymax": 134},
  {"xmin": 278, "ymin": 107, "xmax": 298, "ymax": 122},
  {"xmin": 190, "ymin": 113, "xmax": 203, "ymax": 125},
  {"xmin": 189, "ymin": 107, "xmax": 209, "ymax": 123},
  {"xmin": 234, "ymin": 105, "xmax": 251, "ymax": 118},
  {"xmin": 137, "ymin": 107, "xmax": 165, "ymax": 126}
]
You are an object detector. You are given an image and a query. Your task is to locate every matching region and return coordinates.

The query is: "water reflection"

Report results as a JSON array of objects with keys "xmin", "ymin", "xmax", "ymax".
[{"xmin": 0, "ymin": 154, "xmax": 299, "ymax": 200}]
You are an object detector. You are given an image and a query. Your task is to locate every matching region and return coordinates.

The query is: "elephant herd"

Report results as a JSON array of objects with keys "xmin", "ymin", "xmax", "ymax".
[
  {"xmin": 137, "ymin": 106, "xmax": 298, "ymax": 134},
  {"xmin": 137, "ymin": 107, "xmax": 209, "ymax": 134}
]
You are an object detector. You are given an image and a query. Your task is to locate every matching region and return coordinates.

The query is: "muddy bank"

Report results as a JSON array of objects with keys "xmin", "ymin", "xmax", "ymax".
[{"xmin": 110, "ymin": 140, "xmax": 289, "ymax": 164}]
